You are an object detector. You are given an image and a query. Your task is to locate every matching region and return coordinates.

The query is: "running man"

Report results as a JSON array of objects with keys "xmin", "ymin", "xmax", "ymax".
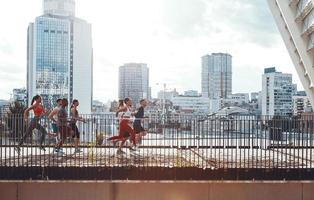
[
  {"xmin": 15, "ymin": 95, "xmax": 49, "ymax": 154},
  {"xmin": 133, "ymin": 99, "xmax": 148, "ymax": 144},
  {"xmin": 70, "ymin": 99, "xmax": 86, "ymax": 153},
  {"xmin": 48, "ymin": 99, "xmax": 62, "ymax": 144},
  {"xmin": 55, "ymin": 98, "xmax": 72, "ymax": 154}
]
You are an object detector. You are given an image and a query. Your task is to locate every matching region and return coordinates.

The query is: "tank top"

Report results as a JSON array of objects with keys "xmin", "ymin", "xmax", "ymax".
[
  {"xmin": 123, "ymin": 107, "xmax": 132, "ymax": 118},
  {"xmin": 71, "ymin": 108, "xmax": 79, "ymax": 124},
  {"xmin": 33, "ymin": 104, "xmax": 44, "ymax": 117},
  {"xmin": 52, "ymin": 106, "xmax": 61, "ymax": 121}
]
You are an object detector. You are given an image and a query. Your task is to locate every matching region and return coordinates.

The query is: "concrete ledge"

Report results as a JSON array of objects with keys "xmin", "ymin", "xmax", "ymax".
[
  {"xmin": 1, "ymin": 167, "xmax": 314, "ymax": 181},
  {"xmin": 1, "ymin": 181, "xmax": 314, "ymax": 200}
]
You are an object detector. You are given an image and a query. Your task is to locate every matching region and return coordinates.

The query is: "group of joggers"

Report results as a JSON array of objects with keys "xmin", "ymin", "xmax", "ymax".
[
  {"xmin": 108, "ymin": 98, "xmax": 148, "ymax": 154},
  {"xmin": 14, "ymin": 95, "xmax": 85, "ymax": 155},
  {"xmin": 14, "ymin": 95, "xmax": 148, "ymax": 155}
]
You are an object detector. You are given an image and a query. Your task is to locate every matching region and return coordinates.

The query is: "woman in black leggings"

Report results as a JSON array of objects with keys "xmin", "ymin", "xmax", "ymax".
[
  {"xmin": 15, "ymin": 95, "xmax": 49, "ymax": 154},
  {"xmin": 70, "ymin": 99, "xmax": 86, "ymax": 153}
]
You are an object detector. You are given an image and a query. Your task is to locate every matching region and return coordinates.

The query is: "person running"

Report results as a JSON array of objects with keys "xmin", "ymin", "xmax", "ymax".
[
  {"xmin": 108, "ymin": 98, "xmax": 137, "ymax": 154},
  {"xmin": 108, "ymin": 99, "xmax": 125, "ymax": 147},
  {"xmin": 70, "ymin": 99, "xmax": 86, "ymax": 153},
  {"xmin": 48, "ymin": 99, "xmax": 62, "ymax": 145},
  {"xmin": 133, "ymin": 99, "xmax": 148, "ymax": 144},
  {"xmin": 15, "ymin": 95, "xmax": 49, "ymax": 154},
  {"xmin": 55, "ymin": 98, "xmax": 72, "ymax": 154}
]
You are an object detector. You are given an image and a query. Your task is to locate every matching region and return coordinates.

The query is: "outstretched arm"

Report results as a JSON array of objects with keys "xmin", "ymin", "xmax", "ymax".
[
  {"xmin": 116, "ymin": 106, "xmax": 127, "ymax": 117},
  {"xmin": 48, "ymin": 108, "xmax": 58, "ymax": 123},
  {"xmin": 23, "ymin": 105, "xmax": 36, "ymax": 119}
]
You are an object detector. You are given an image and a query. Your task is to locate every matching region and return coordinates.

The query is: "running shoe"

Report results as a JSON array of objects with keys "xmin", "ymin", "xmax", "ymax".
[
  {"xmin": 55, "ymin": 148, "xmax": 65, "ymax": 154},
  {"xmin": 74, "ymin": 148, "xmax": 83, "ymax": 154},
  {"xmin": 129, "ymin": 146, "xmax": 137, "ymax": 151},
  {"xmin": 39, "ymin": 146, "xmax": 46, "ymax": 151},
  {"xmin": 117, "ymin": 149, "xmax": 125, "ymax": 154},
  {"xmin": 14, "ymin": 146, "xmax": 21, "ymax": 155}
]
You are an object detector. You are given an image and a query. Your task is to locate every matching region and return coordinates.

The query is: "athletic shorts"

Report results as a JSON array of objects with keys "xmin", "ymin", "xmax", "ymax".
[
  {"xmin": 71, "ymin": 123, "xmax": 80, "ymax": 139},
  {"xmin": 51, "ymin": 123, "xmax": 59, "ymax": 133},
  {"xmin": 133, "ymin": 122, "xmax": 145, "ymax": 134},
  {"xmin": 58, "ymin": 126, "xmax": 72, "ymax": 140}
]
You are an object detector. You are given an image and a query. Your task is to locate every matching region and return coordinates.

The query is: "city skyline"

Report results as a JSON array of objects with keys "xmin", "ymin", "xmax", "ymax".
[{"xmin": 0, "ymin": 0, "xmax": 303, "ymax": 103}]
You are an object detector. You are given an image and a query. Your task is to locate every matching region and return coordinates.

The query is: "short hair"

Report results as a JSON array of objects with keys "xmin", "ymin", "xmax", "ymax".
[
  {"xmin": 72, "ymin": 99, "xmax": 79, "ymax": 104},
  {"xmin": 56, "ymin": 99, "xmax": 62, "ymax": 103},
  {"xmin": 140, "ymin": 99, "xmax": 146, "ymax": 104}
]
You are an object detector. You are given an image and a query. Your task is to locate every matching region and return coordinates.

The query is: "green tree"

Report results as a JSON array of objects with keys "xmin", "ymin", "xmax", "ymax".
[{"xmin": 7, "ymin": 101, "xmax": 27, "ymax": 139}]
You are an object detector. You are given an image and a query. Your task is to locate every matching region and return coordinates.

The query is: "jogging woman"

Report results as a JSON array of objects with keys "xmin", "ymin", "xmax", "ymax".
[
  {"xmin": 55, "ymin": 98, "xmax": 73, "ymax": 154},
  {"xmin": 108, "ymin": 98, "xmax": 137, "ymax": 153},
  {"xmin": 15, "ymin": 95, "xmax": 49, "ymax": 154},
  {"xmin": 70, "ymin": 99, "xmax": 86, "ymax": 153}
]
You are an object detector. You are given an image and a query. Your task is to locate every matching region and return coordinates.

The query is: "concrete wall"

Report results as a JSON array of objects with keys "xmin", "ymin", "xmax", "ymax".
[{"xmin": 1, "ymin": 181, "xmax": 314, "ymax": 200}]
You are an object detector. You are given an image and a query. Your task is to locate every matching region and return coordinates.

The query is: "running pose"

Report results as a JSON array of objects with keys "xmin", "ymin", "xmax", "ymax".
[
  {"xmin": 108, "ymin": 98, "xmax": 137, "ymax": 153},
  {"xmin": 55, "ymin": 98, "xmax": 72, "ymax": 154},
  {"xmin": 48, "ymin": 99, "xmax": 62, "ymax": 144},
  {"xmin": 15, "ymin": 95, "xmax": 49, "ymax": 154},
  {"xmin": 70, "ymin": 99, "xmax": 86, "ymax": 153},
  {"xmin": 133, "ymin": 99, "xmax": 148, "ymax": 144}
]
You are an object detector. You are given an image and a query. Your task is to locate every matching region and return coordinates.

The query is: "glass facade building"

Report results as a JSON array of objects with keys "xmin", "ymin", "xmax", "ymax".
[
  {"xmin": 261, "ymin": 68, "xmax": 297, "ymax": 116},
  {"xmin": 34, "ymin": 16, "xmax": 71, "ymax": 107},
  {"xmin": 201, "ymin": 53, "xmax": 232, "ymax": 99},
  {"xmin": 119, "ymin": 63, "xmax": 150, "ymax": 106},
  {"xmin": 27, "ymin": 0, "xmax": 93, "ymax": 113}
]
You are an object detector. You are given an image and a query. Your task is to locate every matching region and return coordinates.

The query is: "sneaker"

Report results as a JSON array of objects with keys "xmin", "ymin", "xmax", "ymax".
[
  {"xmin": 129, "ymin": 146, "xmax": 137, "ymax": 151},
  {"xmin": 117, "ymin": 149, "xmax": 125, "ymax": 154},
  {"xmin": 39, "ymin": 146, "xmax": 46, "ymax": 151},
  {"xmin": 55, "ymin": 148, "xmax": 64, "ymax": 154},
  {"xmin": 74, "ymin": 148, "xmax": 83, "ymax": 154},
  {"xmin": 112, "ymin": 140, "xmax": 118, "ymax": 147},
  {"xmin": 14, "ymin": 146, "xmax": 21, "ymax": 155}
]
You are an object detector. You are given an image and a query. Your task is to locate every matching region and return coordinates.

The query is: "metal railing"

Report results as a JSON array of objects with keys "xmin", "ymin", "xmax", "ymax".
[{"xmin": 1, "ymin": 113, "xmax": 314, "ymax": 170}]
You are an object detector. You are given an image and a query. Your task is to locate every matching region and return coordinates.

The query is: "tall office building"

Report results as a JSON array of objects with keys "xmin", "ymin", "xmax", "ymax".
[
  {"xmin": 12, "ymin": 88, "xmax": 27, "ymax": 105},
  {"xmin": 267, "ymin": 0, "xmax": 314, "ymax": 109},
  {"xmin": 27, "ymin": 0, "xmax": 93, "ymax": 113},
  {"xmin": 201, "ymin": 53, "xmax": 232, "ymax": 99},
  {"xmin": 261, "ymin": 67, "xmax": 297, "ymax": 116},
  {"xmin": 292, "ymin": 91, "xmax": 313, "ymax": 115},
  {"xmin": 119, "ymin": 63, "xmax": 149, "ymax": 106}
]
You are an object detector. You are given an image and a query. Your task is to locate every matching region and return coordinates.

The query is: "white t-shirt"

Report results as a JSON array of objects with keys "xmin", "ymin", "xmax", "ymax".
[{"xmin": 52, "ymin": 106, "xmax": 61, "ymax": 122}]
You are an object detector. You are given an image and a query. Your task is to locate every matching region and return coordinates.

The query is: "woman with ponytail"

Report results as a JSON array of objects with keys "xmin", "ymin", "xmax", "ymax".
[
  {"xmin": 108, "ymin": 98, "xmax": 137, "ymax": 154},
  {"xmin": 70, "ymin": 99, "xmax": 86, "ymax": 153},
  {"xmin": 15, "ymin": 95, "xmax": 49, "ymax": 154}
]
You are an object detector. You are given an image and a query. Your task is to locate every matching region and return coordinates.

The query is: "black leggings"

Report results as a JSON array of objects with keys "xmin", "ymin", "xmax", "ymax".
[
  {"xmin": 19, "ymin": 117, "xmax": 47, "ymax": 146},
  {"xmin": 71, "ymin": 123, "xmax": 80, "ymax": 139}
]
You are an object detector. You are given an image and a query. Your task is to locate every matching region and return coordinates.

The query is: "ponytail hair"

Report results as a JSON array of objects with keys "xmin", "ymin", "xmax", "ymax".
[
  {"xmin": 31, "ymin": 95, "xmax": 41, "ymax": 105},
  {"xmin": 118, "ymin": 99, "xmax": 124, "ymax": 107},
  {"xmin": 71, "ymin": 99, "xmax": 79, "ymax": 108},
  {"xmin": 124, "ymin": 98, "xmax": 130, "ymax": 104}
]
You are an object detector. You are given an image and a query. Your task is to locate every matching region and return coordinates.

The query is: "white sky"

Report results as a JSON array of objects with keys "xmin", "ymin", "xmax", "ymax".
[{"xmin": 0, "ymin": 0, "xmax": 302, "ymax": 102}]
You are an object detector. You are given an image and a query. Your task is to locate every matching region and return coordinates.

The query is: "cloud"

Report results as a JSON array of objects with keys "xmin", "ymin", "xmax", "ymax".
[
  {"xmin": 0, "ymin": 39, "xmax": 14, "ymax": 56},
  {"xmin": 161, "ymin": 0, "xmax": 279, "ymax": 47}
]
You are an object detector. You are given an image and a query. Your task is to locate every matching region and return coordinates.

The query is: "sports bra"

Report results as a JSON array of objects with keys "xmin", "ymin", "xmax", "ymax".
[
  {"xmin": 33, "ymin": 104, "xmax": 44, "ymax": 117},
  {"xmin": 123, "ymin": 107, "xmax": 132, "ymax": 118}
]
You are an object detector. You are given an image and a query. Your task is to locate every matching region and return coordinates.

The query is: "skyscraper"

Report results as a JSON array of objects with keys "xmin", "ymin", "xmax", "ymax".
[
  {"xmin": 201, "ymin": 53, "xmax": 232, "ymax": 99},
  {"xmin": 27, "ymin": 0, "xmax": 93, "ymax": 113},
  {"xmin": 119, "ymin": 63, "xmax": 149, "ymax": 106},
  {"xmin": 267, "ymin": 0, "xmax": 314, "ymax": 109},
  {"xmin": 261, "ymin": 67, "xmax": 296, "ymax": 116}
]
